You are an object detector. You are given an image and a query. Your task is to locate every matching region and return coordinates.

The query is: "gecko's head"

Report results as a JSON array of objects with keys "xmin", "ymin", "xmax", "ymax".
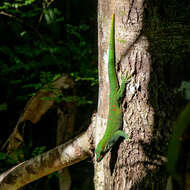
[
  {"xmin": 95, "ymin": 140, "xmax": 109, "ymax": 162},
  {"xmin": 95, "ymin": 134, "xmax": 120, "ymax": 162},
  {"xmin": 95, "ymin": 150, "xmax": 103, "ymax": 162},
  {"xmin": 95, "ymin": 145, "xmax": 105, "ymax": 162}
]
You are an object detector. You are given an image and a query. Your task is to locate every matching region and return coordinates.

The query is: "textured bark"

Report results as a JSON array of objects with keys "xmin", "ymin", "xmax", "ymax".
[{"xmin": 94, "ymin": 0, "xmax": 170, "ymax": 189}]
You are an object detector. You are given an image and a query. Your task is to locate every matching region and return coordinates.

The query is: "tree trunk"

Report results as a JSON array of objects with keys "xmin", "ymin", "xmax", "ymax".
[{"xmin": 94, "ymin": 0, "xmax": 170, "ymax": 189}]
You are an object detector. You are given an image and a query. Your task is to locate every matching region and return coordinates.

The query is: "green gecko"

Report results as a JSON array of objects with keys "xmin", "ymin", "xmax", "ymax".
[{"xmin": 95, "ymin": 14, "xmax": 130, "ymax": 162}]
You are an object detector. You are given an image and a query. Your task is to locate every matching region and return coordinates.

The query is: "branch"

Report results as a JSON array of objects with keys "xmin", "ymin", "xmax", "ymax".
[
  {"xmin": 0, "ymin": 11, "xmax": 15, "ymax": 18},
  {"xmin": 0, "ymin": 130, "xmax": 92, "ymax": 190},
  {"xmin": 1, "ymin": 74, "xmax": 75, "ymax": 151}
]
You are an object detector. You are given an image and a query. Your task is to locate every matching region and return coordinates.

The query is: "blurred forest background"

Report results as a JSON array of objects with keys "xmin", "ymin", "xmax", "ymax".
[{"xmin": 0, "ymin": 0, "xmax": 190, "ymax": 189}]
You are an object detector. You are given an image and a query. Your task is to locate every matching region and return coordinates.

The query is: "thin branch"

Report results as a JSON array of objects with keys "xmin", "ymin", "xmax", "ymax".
[
  {"xmin": 0, "ymin": 11, "xmax": 15, "ymax": 18},
  {"xmin": 0, "ymin": 130, "xmax": 92, "ymax": 190}
]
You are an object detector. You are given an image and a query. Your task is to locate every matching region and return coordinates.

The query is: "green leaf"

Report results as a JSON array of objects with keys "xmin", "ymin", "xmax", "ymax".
[
  {"xmin": 20, "ymin": 31, "xmax": 27, "ymax": 36},
  {"xmin": 53, "ymin": 74, "xmax": 61, "ymax": 81},
  {"xmin": 0, "ymin": 103, "xmax": 7, "ymax": 111},
  {"xmin": 167, "ymin": 102, "xmax": 190, "ymax": 175},
  {"xmin": 44, "ymin": 9, "xmax": 55, "ymax": 25},
  {"xmin": 0, "ymin": 152, "xmax": 7, "ymax": 160},
  {"xmin": 32, "ymin": 146, "xmax": 46, "ymax": 157},
  {"xmin": 55, "ymin": 17, "xmax": 64, "ymax": 23}
]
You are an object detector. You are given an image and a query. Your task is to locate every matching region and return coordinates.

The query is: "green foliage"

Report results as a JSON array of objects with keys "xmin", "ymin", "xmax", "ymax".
[
  {"xmin": 0, "ymin": 152, "xmax": 6, "ymax": 160},
  {"xmin": 167, "ymin": 102, "xmax": 190, "ymax": 175},
  {"xmin": 0, "ymin": 0, "xmax": 37, "ymax": 9},
  {"xmin": 41, "ymin": 95, "xmax": 93, "ymax": 106},
  {"xmin": 0, "ymin": 0, "xmax": 96, "ymax": 189},
  {"xmin": 32, "ymin": 146, "xmax": 46, "ymax": 157},
  {"xmin": 178, "ymin": 81, "xmax": 190, "ymax": 100},
  {"xmin": 44, "ymin": 8, "xmax": 64, "ymax": 25},
  {"xmin": 22, "ymin": 71, "xmax": 94, "ymax": 105},
  {"xmin": 71, "ymin": 72, "xmax": 98, "ymax": 86},
  {"xmin": 0, "ymin": 1, "xmax": 97, "ymax": 103},
  {"xmin": 0, "ymin": 149, "xmax": 24, "ymax": 168},
  {"xmin": 23, "ymin": 72, "xmax": 61, "ymax": 91},
  {"xmin": 0, "ymin": 103, "xmax": 7, "ymax": 111},
  {"xmin": 48, "ymin": 171, "xmax": 58, "ymax": 179}
]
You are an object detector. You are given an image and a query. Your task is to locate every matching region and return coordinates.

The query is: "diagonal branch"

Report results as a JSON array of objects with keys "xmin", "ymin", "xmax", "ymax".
[{"xmin": 0, "ymin": 128, "xmax": 93, "ymax": 190}]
